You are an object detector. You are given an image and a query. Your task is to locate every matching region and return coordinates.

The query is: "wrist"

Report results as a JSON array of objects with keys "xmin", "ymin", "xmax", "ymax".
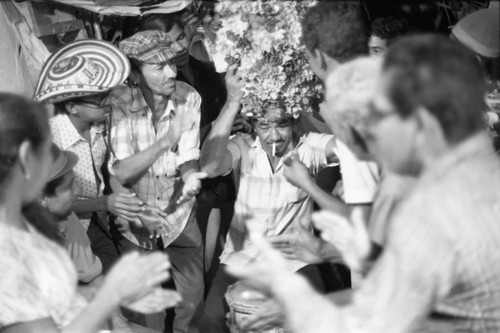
[{"xmin": 271, "ymin": 272, "xmax": 308, "ymax": 299}]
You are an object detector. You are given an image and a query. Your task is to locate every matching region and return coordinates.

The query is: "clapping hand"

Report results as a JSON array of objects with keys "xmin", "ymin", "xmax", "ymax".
[
  {"xmin": 312, "ymin": 207, "xmax": 371, "ymax": 272},
  {"xmin": 177, "ymin": 171, "xmax": 208, "ymax": 204},
  {"xmin": 102, "ymin": 252, "xmax": 172, "ymax": 306},
  {"xmin": 107, "ymin": 192, "xmax": 143, "ymax": 222},
  {"xmin": 138, "ymin": 206, "xmax": 170, "ymax": 239},
  {"xmin": 123, "ymin": 287, "xmax": 181, "ymax": 314},
  {"xmin": 268, "ymin": 222, "xmax": 323, "ymax": 264}
]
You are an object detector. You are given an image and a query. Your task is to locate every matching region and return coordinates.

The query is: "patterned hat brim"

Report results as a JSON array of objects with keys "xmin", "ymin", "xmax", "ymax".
[{"xmin": 34, "ymin": 39, "xmax": 131, "ymax": 104}]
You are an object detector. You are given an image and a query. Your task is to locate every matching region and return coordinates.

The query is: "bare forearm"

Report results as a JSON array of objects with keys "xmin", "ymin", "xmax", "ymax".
[
  {"xmin": 302, "ymin": 178, "xmax": 350, "ymax": 216},
  {"xmin": 114, "ymin": 139, "xmax": 173, "ymax": 186},
  {"xmin": 72, "ymin": 197, "xmax": 108, "ymax": 214},
  {"xmin": 200, "ymin": 99, "xmax": 240, "ymax": 176},
  {"xmin": 180, "ymin": 160, "xmax": 199, "ymax": 182},
  {"xmin": 61, "ymin": 285, "xmax": 121, "ymax": 333},
  {"xmin": 273, "ymin": 274, "xmax": 343, "ymax": 333}
]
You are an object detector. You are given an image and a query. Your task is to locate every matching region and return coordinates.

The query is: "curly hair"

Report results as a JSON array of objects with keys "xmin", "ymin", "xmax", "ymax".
[
  {"xmin": 301, "ymin": 1, "xmax": 368, "ymax": 63},
  {"xmin": 370, "ymin": 17, "xmax": 408, "ymax": 45}
]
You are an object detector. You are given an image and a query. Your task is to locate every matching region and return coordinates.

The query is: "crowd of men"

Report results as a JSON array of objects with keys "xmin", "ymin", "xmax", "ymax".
[{"xmin": 16, "ymin": 1, "xmax": 500, "ymax": 332}]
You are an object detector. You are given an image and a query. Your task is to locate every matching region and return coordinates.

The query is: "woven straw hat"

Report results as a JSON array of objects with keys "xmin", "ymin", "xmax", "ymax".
[{"xmin": 34, "ymin": 39, "xmax": 130, "ymax": 104}]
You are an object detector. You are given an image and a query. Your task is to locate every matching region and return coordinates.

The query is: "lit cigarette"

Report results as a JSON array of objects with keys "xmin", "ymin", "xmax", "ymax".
[{"xmin": 272, "ymin": 143, "xmax": 276, "ymax": 157}]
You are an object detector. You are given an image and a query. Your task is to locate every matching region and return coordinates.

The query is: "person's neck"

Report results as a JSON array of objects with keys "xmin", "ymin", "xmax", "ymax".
[
  {"xmin": 0, "ymin": 182, "xmax": 26, "ymax": 230},
  {"xmin": 68, "ymin": 114, "xmax": 91, "ymax": 139},
  {"xmin": 140, "ymin": 83, "xmax": 169, "ymax": 116}
]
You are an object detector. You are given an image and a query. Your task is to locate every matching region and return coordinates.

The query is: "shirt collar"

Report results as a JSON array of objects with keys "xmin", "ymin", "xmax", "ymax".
[
  {"xmin": 58, "ymin": 115, "xmax": 84, "ymax": 150},
  {"xmin": 421, "ymin": 131, "xmax": 494, "ymax": 182},
  {"xmin": 57, "ymin": 115, "xmax": 106, "ymax": 150}
]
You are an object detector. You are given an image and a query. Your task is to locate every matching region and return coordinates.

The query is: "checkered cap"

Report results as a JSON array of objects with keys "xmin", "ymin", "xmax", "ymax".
[{"xmin": 119, "ymin": 30, "xmax": 177, "ymax": 64}]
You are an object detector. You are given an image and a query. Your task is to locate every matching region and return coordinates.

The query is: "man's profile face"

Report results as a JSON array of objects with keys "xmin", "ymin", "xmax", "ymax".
[
  {"xmin": 368, "ymin": 35, "xmax": 388, "ymax": 56},
  {"xmin": 139, "ymin": 60, "xmax": 177, "ymax": 97},
  {"xmin": 45, "ymin": 170, "xmax": 77, "ymax": 219},
  {"xmin": 361, "ymin": 71, "xmax": 421, "ymax": 175},
  {"xmin": 166, "ymin": 23, "xmax": 190, "ymax": 68},
  {"xmin": 254, "ymin": 106, "xmax": 294, "ymax": 157}
]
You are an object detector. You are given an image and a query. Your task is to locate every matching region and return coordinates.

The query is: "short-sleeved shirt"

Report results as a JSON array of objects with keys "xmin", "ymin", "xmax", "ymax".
[
  {"xmin": 50, "ymin": 114, "xmax": 107, "ymax": 229},
  {"xmin": 368, "ymin": 172, "xmax": 416, "ymax": 246},
  {"xmin": 108, "ymin": 81, "xmax": 201, "ymax": 249},
  {"xmin": 0, "ymin": 222, "xmax": 87, "ymax": 329},
  {"xmin": 335, "ymin": 139, "xmax": 380, "ymax": 204},
  {"xmin": 221, "ymin": 132, "xmax": 337, "ymax": 271},
  {"xmin": 58, "ymin": 212, "xmax": 103, "ymax": 283}
]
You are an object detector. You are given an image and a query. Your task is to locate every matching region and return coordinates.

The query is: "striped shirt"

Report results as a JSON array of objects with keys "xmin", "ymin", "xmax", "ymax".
[
  {"xmin": 50, "ymin": 114, "xmax": 107, "ymax": 229},
  {"xmin": 221, "ymin": 132, "xmax": 337, "ymax": 272},
  {"xmin": 108, "ymin": 81, "xmax": 201, "ymax": 249}
]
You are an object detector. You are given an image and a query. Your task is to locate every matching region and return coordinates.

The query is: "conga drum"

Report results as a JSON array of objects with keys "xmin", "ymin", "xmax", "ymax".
[{"xmin": 225, "ymin": 282, "xmax": 287, "ymax": 333}]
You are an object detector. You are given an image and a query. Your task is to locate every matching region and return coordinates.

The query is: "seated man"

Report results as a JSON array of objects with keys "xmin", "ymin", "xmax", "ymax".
[
  {"xmin": 199, "ymin": 65, "xmax": 340, "ymax": 333},
  {"xmin": 230, "ymin": 34, "xmax": 500, "ymax": 333}
]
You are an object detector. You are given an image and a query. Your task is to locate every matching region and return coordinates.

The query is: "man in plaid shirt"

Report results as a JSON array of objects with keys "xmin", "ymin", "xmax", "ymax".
[
  {"xmin": 108, "ymin": 30, "xmax": 206, "ymax": 333},
  {"xmin": 199, "ymin": 64, "xmax": 340, "ymax": 332}
]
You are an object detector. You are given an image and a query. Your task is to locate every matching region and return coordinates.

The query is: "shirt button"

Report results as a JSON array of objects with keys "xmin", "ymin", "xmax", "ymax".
[
  {"xmin": 156, "ymin": 175, "xmax": 159, "ymax": 179},
  {"xmin": 157, "ymin": 197, "xmax": 161, "ymax": 200}
]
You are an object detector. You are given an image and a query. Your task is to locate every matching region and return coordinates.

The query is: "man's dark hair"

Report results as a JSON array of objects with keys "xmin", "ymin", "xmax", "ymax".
[
  {"xmin": 301, "ymin": 1, "xmax": 368, "ymax": 62},
  {"xmin": 384, "ymin": 34, "xmax": 487, "ymax": 144},
  {"xmin": 138, "ymin": 13, "xmax": 182, "ymax": 32},
  {"xmin": 370, "ymin": 16, "xmax": 407, "ymax": 45}
]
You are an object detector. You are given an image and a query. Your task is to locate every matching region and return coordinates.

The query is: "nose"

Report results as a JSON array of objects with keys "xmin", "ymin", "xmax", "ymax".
[
  {"xmin": 172, "ymin": 42, "xmax": 185, "ymax": 53},
  {"xmin": 270, "ymin": 128, "xmax": 280, "ymax": 141},
  {"xmin": 164, "ymin": 63, "xmax": 177, "ymax": 79}
]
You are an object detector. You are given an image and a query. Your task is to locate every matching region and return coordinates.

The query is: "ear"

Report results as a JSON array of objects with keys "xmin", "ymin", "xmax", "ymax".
[
  {"xmin": 18, "ymin": 140, "xmax": 34, "ymax": 180},
  {"xmin": 65, "ymin": 102, "xmax": 79, "ymax": 116},
  {"xmin": 413, "ymin": 106, "xmax": 448, "ymax": 153},
  {"xmin": 315, "ymin": 49, "xmax": 328, "ymax": 71}
]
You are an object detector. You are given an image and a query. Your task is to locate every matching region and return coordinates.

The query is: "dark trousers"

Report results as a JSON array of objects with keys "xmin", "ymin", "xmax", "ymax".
[
  {"xmin": 200, "ymin": 264, "xmax": 326, "ymax": 333},
  {"xmin": 112, "ymin": 215, "xmax": 205, "ymax": 333}
]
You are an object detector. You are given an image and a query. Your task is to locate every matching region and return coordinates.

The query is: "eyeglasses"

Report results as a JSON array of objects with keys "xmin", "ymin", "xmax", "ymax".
[{"xmin": 75, "ymin": 93, "xmax": 110, "ymax": 109}]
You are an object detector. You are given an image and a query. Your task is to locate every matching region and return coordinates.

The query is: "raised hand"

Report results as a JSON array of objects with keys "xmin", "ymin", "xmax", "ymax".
[
  {"xmin": 107, "ymin": 192, "xmax": 143, "ymax": 222},
  {"xmin": 162, "ymin": 111, "xmax": 196, "ymax": 150},
  {"xmin": 283, "ymin": 151, "xmax": 313, "ymax": 190},
  {"xmin": 225, "ymin": 63, "xmax": 245, "ymax": 102},
  {"xmin": 177, "ymin": 171, "xmax": 208, "ymax": 204},
  {"xmin": 102, "ymin": 252, "xmax": 171, "ymax": 305},
  {"xmin": 312, "ymin": 207, "xmax": 371, "ymax": 272}
]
